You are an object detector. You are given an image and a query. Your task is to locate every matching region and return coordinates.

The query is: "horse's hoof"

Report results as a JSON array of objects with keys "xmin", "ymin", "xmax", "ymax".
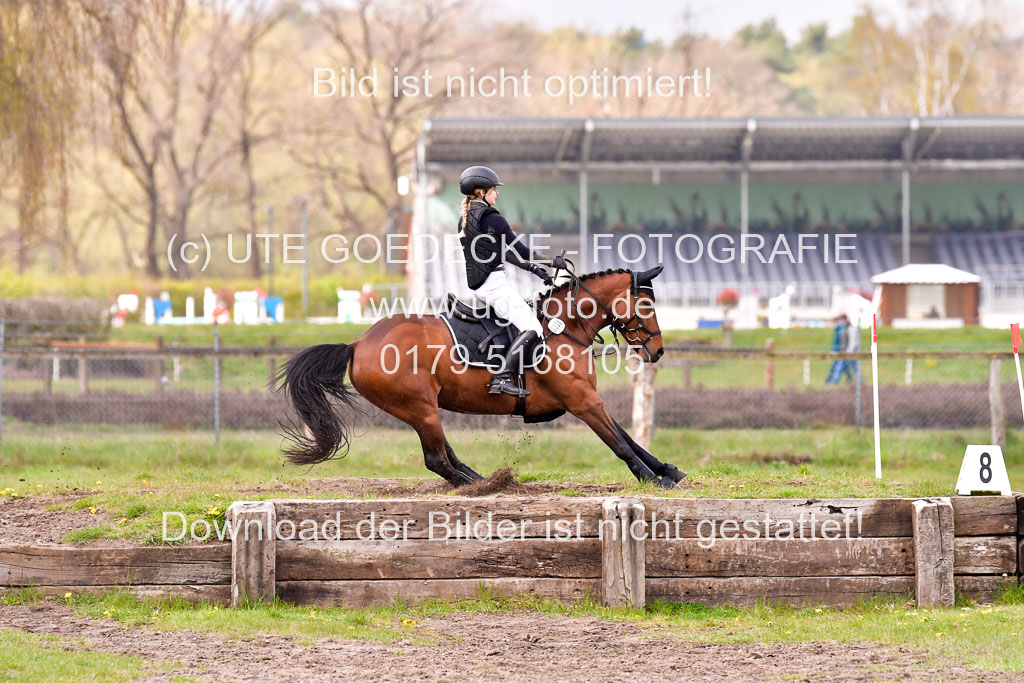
[
  {"xmin": 662, "ymin": 464, "xmax": 687, "ymax": 483},
  {"xmin": 457, "ymin": 464, "xmax": 485, "ymax": 482},
  {"xmin": 656, "ymin": 476, "xmax": 681, "ymax": 490}
]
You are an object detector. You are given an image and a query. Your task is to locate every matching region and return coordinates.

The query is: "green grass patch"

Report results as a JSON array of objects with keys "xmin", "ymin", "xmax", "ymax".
[
  {"xmin": 0, "ymin": 628, "xmax": 155, "ymax": 681},
  {"xmin": 62, "ymin": 526, "xmax": 117, "ymax": 545}
]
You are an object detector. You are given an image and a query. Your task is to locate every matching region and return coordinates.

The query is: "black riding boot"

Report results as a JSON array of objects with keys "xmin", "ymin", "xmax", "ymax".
[{"xmin": 488, "ymin": 330, "xmax": 538, "ymax": 397}]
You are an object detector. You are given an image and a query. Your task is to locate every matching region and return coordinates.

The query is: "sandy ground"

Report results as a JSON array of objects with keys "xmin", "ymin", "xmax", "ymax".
[{"xmin": 2, "ymin": 602, "xmax": 1020, "ymax": 682}]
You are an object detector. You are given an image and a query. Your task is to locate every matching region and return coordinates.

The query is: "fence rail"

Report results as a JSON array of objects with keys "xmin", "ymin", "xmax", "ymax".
[
  {"xmin": 0, "ymin": 343, "xmax": 1020, "ymax": 438},
  {"xmin": 0, "ymin": 344, "xmax": 1014, "ymax": 361}
]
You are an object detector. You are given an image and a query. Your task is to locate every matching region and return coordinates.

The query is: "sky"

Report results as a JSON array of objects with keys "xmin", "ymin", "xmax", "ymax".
[{"xmin": 493, "ymin": 0, "xmax": 995, "ymax": 43}]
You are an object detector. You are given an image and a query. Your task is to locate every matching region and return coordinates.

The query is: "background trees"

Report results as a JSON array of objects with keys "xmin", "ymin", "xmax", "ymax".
[{"xmin": 0, "ymin": 0, "xmax": 1019, "ymax": 279}]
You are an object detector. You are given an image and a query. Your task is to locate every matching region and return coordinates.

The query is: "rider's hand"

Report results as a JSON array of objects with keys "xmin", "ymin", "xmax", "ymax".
[
  {"xmin": 533, "ymin": 265, "xmax": 554, "ymax": 286},
  {"xmin": 552, "ymin": 255, "xmax": 567, "ymax": 270}
]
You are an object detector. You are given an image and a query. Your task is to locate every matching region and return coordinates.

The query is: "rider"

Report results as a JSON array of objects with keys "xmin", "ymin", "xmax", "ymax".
[{"xmin": 457, "ymin": 165, "xmax": 552, "ymax": 398}]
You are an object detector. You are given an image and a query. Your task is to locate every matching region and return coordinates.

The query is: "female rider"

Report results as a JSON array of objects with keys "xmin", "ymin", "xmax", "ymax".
[{"xmin": 457, "ymin": 165, "xmax": 552, "ymax": 398}]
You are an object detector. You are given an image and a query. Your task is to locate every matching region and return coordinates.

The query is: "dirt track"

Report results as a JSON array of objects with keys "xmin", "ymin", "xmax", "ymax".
[{"xmin": 2, "ymin": 602, "xmax": 1020, "ymax": 682}]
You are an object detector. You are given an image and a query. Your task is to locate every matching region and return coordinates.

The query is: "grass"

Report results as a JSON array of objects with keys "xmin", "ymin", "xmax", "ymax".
[
  {"xmin": 0, "ymin": 628, "xmax": 157, "ymax": 681},
  {"xmin": 3, "ymin": 589, "xmax": 1023, "ymax": 672},
  {"xmin": 1, "ymin": 425, "xmax": 1021, "ymax": 544}
]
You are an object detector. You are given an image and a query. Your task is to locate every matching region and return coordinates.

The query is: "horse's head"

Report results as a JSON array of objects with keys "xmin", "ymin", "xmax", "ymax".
[
  {"xmin": 540, "ymin": 266, "xmax": 665, "ymax": 362},
  {"xmin": 608, "ymin": 266, "xmax": 664, "ymax": 363}
]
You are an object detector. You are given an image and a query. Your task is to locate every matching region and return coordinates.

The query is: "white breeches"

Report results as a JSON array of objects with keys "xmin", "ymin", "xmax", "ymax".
[{"xmin": 473, "ymin": 270, "xmax": 543, "ymax": 336}]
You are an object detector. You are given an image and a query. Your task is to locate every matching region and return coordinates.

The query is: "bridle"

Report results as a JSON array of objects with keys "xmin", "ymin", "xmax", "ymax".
[{"xmin": 543, "ymin": 269, "xmax": 663, "ymax": 359}]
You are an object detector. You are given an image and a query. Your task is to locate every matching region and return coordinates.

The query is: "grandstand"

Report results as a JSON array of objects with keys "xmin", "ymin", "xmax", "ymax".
[{"xmin": 410, "ymin": 117, "xmax": 1024, "ymax": 327}]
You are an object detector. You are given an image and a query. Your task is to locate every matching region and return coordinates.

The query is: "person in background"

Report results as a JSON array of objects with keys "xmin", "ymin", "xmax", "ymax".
[
  {"xmin": 840, "ymin": 315, "xmax": 860, "ymax": 383},
  {"xmin": 825, "ymin": 314, "xmax": 848, "ymax": 384}
]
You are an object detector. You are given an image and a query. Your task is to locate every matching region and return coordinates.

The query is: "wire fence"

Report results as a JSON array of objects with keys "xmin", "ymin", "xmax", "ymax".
[{"xmin": 0, "ymin": 328, "xmax": 1020, "ymax": 439}]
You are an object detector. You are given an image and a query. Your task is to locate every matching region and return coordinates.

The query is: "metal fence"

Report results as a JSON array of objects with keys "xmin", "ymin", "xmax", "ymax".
[{"xmin": 0, "ymin": 334, "xmax": 1019, "ymax": 438}]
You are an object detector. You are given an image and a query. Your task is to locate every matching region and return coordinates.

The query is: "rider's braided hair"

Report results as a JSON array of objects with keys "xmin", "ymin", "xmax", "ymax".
[{"xmin": 460, "ymin": 189, "xmax": 486, "ymax": 227}]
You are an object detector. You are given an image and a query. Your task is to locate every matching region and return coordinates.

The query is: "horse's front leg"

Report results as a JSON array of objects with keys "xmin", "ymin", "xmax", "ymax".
[
  {"xmin": 612, "ymin": 420, "xmax": 687, "ymax": 484},
  {"xmin": 567, "ymin": 392, "xmax": 680, "ymax": 489}
]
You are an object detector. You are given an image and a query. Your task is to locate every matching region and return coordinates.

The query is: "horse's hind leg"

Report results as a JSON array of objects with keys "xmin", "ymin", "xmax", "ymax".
[
  {"xmin": 445, "ymin": 439, "xmax": 484, "ymax": 482},
  {"xmin": 403, "ymin": 404, "xmax": 475, "ymax": 487},
  {"xmin": 612, "ymin": 420, "xmax": 686, "ymax": 483}
]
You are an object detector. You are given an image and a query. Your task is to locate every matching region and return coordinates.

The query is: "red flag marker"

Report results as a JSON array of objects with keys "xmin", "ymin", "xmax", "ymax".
[{"xmin": 1012, "ymin": 323, "xmax": 1021, "ymax": 354}]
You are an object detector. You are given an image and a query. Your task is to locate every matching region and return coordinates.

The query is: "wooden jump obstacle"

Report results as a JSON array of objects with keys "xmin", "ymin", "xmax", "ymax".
[{"xmin": 1, "ymin": 495, "xmax": 1021, "ymax": 609}]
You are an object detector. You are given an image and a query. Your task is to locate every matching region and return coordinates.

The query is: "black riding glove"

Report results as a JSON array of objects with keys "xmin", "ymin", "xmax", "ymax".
[
  {"xmin": 532, "ymin": 264, "xmax": 554, "ymax": 286},
  {"xmin": 552, "ymin": 255, "xmax": 568, "ymax": 270}
]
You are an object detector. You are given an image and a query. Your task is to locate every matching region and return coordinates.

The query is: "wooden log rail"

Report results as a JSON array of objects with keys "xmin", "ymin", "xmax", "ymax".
[{"xmin": 0, "ymin": 496, "xmax": 1020, "ymax": 609}]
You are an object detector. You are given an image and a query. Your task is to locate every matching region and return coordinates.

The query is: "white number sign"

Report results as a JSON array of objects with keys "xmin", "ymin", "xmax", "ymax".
[{"xmin": 955, "ymin": 445, "xmax": 1011, "ymax": 496}]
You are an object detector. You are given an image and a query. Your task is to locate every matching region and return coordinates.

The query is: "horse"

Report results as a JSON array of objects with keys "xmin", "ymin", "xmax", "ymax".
[{"xmin": 274, "ymin": 266, "xmax": 687, "ymax": 489}]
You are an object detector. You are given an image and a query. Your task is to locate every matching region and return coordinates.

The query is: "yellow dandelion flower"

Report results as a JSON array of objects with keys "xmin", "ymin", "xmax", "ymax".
[{"xmin": 64, "ymin": 592, "xmax": 72, "ymax": 599}]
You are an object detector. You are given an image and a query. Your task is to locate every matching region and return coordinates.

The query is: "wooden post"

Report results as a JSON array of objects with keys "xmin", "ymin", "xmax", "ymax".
[
  {"xmin": 227, "ymin": 501, "xmax": 276, "ymax": 606},
  {"xmin": 764, "ymin": 338, "xmax": 775, "ymax": 390},
  {"xmin": 77, "ymin": 336, "xmax": 88, "ymax": 395},
  {"xmin": 44, "ymin": 356, "xmax": 54, "ymax": 394},
  {"xmin": 682, "ymin": 360, "xmax": 692, "ymax": 389},
  {"xmin": 630, "ymin": 357, "xmax": 657, "ymax": 450},
  {"xmin": 1016, "ymin": 494, "xmax": 1024, "ymax": 587},
  {"xmin": 911, "ymin": 498, "xmax": 954, "ymax": 608},
  {"xmin": 600, "ymin": 498, "xmax": 645, "ymax": 608},
  {"xmin": 989, "ymin": 359, "xmax": 1006, "ymax": 451}
]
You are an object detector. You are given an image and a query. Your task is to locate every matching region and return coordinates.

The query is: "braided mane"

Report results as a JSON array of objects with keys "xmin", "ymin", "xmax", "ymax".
[{"xmin": 535, "ymin": 267, "xmax": 632, "ymax": 303}]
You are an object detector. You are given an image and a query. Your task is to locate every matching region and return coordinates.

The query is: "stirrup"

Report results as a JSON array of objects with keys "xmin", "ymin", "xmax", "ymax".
[{"xmin": 488, "ymin": 375, "xmax": 529, "ymax": 397}]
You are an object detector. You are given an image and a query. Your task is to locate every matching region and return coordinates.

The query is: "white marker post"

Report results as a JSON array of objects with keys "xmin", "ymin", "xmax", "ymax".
[
  {"xmin": 872, "ymin": 314, "xmax": 881, "ymax": 479},
  {"xmin": 1012, "ymin": 323, "xmax": 1024, "ymax": 424}
]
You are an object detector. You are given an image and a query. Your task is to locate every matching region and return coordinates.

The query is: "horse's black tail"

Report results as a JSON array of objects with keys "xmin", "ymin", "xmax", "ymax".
[{"xmin": 273, "ymin": 343, "xmax": 359, "ymax": 466}]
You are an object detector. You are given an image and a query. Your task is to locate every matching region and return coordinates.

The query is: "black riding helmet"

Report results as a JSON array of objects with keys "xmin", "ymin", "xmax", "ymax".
[{"xmin": 459, "ymin": 166, "xmax": 504, "ymax": 196}]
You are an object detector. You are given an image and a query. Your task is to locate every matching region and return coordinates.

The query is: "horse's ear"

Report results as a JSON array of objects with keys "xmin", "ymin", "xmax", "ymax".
[{"xmin": 636, "ymin": 265, "xmax": 664, "ymax": 285}]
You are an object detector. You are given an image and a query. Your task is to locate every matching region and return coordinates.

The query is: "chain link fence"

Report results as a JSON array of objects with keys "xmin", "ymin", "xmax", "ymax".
[{"xmin": 0, "ymin": 321, "xmax": 1020, "ymax": 439}]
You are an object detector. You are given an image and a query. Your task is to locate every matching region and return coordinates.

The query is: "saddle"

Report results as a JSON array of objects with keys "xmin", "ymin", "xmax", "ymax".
[
  {"xmin": 440, "ymin": 293, "xmax": 564, "ymax": 424},
  {"xmin": 441, "ymin": 293, "xmax": 544, "ymax": 371}
]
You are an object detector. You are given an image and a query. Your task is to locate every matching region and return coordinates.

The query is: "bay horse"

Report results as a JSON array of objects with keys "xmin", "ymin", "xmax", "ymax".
[{"xmin": 275, "ymin": 266, "xmax": 687, "ymax": 489}]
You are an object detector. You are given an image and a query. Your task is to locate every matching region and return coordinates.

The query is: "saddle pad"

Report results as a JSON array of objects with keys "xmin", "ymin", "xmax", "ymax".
[{"xmin": 440, "ymin": 313, "xmax": 546, "ymax": 370}]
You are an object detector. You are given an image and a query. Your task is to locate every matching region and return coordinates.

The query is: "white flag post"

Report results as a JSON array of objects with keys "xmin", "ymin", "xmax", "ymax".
[
  {"xmin": 1012, "ymin": 323, "xmax": 1024, "ymax": 424},
  {"xmin": 872, "ymin": 314, "xmax": 881, "ymax": 479}
]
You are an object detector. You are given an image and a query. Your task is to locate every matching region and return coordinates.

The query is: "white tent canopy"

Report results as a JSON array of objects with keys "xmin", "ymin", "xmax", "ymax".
[{"xmin": 871, "ymin": 263, "xmax": 981, "ymax": 285}]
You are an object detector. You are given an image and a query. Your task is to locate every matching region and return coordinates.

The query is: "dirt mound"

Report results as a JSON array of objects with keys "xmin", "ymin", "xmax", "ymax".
[{"xmin": 459, "ymin": 466, "xmax": 519, "ymax": 496}]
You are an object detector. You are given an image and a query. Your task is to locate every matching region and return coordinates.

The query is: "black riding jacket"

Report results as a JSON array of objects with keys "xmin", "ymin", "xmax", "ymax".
[{"xmin": 459, "ymin": 200, "xmax": 537, "ymax": 290}]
